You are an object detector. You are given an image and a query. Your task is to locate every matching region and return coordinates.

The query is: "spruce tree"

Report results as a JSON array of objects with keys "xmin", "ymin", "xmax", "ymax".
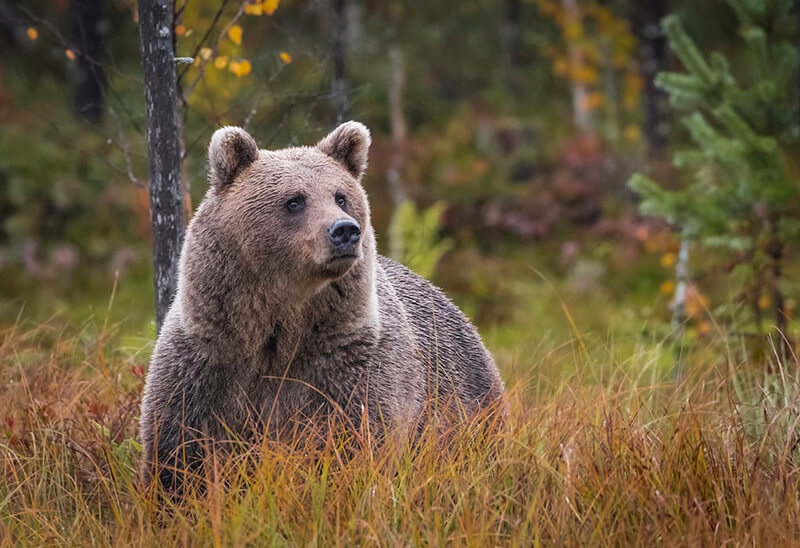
[{"xmin": 629, "ymin": 0, "xmax": 800, "ymax": 355}]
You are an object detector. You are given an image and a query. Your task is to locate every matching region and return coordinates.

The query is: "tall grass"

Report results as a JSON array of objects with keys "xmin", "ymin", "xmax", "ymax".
[{"xmin": 1, "ymin": 315, "xmax": 799, "ymax": 546}]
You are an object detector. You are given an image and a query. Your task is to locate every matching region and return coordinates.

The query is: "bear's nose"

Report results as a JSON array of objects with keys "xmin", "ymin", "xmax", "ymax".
[{"xmin": 328, "ymin": 219, "xmax": 361, "ymax": 248}]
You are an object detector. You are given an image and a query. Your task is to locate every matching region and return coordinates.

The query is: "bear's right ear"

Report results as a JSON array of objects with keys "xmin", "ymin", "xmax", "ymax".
[{"xmin": 208, "ymin": 126, "xmax": 259, "ymax": 189}]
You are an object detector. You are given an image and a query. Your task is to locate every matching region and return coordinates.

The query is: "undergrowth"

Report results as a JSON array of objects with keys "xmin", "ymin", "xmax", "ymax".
[{"xmin": 1, "ymin": 315, "xmax": 800, "ymax": 547}]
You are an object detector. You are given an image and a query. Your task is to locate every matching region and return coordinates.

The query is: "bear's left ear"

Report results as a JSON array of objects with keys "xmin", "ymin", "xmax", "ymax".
[
  {"xmin": 316, "ymin": 121, "xmax": 371, "ymax": 179},
  {"xmin": 208, "ymin": 126, "xmax": 259, "ymax": 190}
]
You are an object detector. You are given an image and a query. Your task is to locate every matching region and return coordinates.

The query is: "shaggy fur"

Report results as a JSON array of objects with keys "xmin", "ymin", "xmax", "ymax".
[{"xmin": 139, "ymin": 122, "xmax": 505, "ymax": 490}]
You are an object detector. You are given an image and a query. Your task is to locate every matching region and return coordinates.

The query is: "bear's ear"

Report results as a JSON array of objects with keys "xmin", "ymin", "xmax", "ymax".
[
  {"xmin": 316, "ymin": 121, "xmax": 371, "ymax": 178},
  {"xmin": 208, "ymin": 126, "xmax": 259, "ymax": 189}
]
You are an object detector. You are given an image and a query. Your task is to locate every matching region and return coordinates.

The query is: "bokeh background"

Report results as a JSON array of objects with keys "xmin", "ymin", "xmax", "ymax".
[
  {"xmin": 6, "ymin": 2, "xmax": 800, "ymax": 544},
  {"xmin": 2, "ymin": 0, "xmax": 799, "ymax": 382}
]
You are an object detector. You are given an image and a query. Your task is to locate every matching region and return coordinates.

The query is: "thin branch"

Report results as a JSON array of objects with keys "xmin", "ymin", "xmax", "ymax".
[
  {"xmin": 176, "ymin": 0, "xmax": 233, "ymax": 83},
  {"xmin": 108, "ymin": 105, "xmax": 143, "ymax": 186},
  {"xmin": 180, "ymin": 1, "xmax": 248, "ymax": 100},
  {"xmin": 15, "ymin": 5, "xmax": 140, "ymax": 83}
]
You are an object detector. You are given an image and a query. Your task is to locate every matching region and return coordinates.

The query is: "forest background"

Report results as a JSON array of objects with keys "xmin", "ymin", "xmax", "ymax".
[{"xmin": 2, "ymin": 0, "xmax": 800, "ymax": 545}]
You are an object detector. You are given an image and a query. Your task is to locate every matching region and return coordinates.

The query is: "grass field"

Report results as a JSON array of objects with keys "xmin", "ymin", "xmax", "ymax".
[{"xmin": 2, "ymin": 284, "xmax": 800, "ymax": 547}]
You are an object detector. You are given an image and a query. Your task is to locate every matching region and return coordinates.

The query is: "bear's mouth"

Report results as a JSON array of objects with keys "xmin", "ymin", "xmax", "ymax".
[
  {"xmin": 328, "ymin": 246, "xmax": 360, "ymax": 261},
  {"xmin": 320, "ymin": 252, "xmax": 359, "ymax": 279}
]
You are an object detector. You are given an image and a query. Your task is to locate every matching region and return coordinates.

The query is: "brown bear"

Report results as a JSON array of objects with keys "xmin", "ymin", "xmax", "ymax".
[{"xmin": 139, "ymin": 121, "xmax": 504, "ymax": 490}]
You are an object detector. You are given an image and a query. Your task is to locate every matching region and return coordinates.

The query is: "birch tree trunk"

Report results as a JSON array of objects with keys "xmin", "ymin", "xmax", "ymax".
[
  {"xmin": 138, "ymin": 0, "xmax": 185, "ymax": 334},
  {"xmin": 560, "ymin": 0, "xmax": 591, "ymax": 131},
  {"xmin": 331, "ymin": 0, "xmax": 348, "ymax": 123},
  {"xmin": 672, "ymin": 238, "xmax": 689, "ymax": 380}
]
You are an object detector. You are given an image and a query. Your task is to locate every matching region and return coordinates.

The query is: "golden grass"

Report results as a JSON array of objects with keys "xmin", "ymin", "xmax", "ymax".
[{"xmin": 1, "ymin": 317, "xmax": 800, "ymax": 547}]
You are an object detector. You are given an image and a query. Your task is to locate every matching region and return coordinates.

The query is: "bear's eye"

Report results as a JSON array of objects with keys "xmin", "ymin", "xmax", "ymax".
[
  {"xmin": 285, "ymin": 196, "xmax": 306, "ymax": 213},
  {"xmin": 335, "ymin": 193, "xmax": 347, "ymax": 209}
]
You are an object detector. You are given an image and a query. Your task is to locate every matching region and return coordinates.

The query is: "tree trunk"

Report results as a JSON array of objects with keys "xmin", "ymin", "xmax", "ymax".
[
  {"xmin": 0, "ymin": 1, "xmax": 22, "ymax": 46},
  {"xmin": 387, "ymin": 46, "xmax": 408, "ymax": 261},
  {"xmin": 502, "ymin": 0, "xmax": 522, "ymax": 96},
  {"xmin": 600, "ymin": 37, "xmax": 620, "ymax": 142},
  {"xmin": 671, "ymin": 237, "xmax": 689, "ymax": 380},
  {"xmin": 71, "ymin": 0, "xmax": 106, "ymax": 123},
  {"xmin": 560, "ymin": 0, "xmax": 591, "ymax": 131},
  {"xmin": 633, "ymin": 0, "xmax": 669, "ymax": 155},
  {"xmin": 330, "ymin": 0, "xmax": 348, "ymax": 124},
  {"xmin": 767, "ymin": 226, "xmax": 791, "ymax": 360},
  {"xmin": 138, "ymin": 0, "xmax": 185, "ymax": 334}
]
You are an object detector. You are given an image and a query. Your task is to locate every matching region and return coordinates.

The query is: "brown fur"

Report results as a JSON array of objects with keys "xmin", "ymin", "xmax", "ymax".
[{"xmin": 138, "ymin": 122, "xmax": 504, "ymax": 490}]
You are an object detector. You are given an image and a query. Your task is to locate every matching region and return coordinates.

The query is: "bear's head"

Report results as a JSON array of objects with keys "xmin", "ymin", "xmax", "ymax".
[{"xmin": 204, "ymin": 121, "xmax": 373, "ymax": 294}]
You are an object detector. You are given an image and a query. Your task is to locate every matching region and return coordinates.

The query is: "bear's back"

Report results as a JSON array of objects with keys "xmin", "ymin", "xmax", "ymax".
[{"xmin": 376, "ymin": 255, "xmax": 504, "ymax": 410}]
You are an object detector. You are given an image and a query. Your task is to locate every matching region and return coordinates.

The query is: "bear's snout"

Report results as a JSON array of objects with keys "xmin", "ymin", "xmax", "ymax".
[{"xmin": 328, "ymin": 219, "xmax": 361, "ymax": 256}]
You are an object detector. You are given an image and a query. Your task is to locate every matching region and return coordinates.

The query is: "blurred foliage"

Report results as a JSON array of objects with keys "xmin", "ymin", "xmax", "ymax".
[
  {"xmin": 387, "ymin": 201, "xmax": 453, "ymax": 280},
  {"xmin": 3, "ymin": 3, "xmax": 800, "ymax": 540},
  {"xmin": 0, "ymin": 0, "xmax": 797, "ymax": 357},
  {"xmin": 533, "ymin": 0, "xmax": 642, "ymax": 142}
]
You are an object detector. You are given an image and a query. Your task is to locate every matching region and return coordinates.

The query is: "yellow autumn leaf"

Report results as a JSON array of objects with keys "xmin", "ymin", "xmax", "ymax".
[
  {"xmin": 245, "ymin": 3, "xmax": 263, "ymax": 15},
  {"xmin": 570, "ymin": 65, "xmax": 599, "ymax": 85},
  {"xmin": 758, "ymin": 295, "xmax": 771, "ymax": 310},
  {"xmin": 593, "ymin": 6, "xmax": 614, "ymax": 27},
  {"xmin": 581, "ymin": 91, "xmax": 606, "ymax": 111},
  {"xmin": 27, "ymin": 27, "xmax": 38, "ymax": 41},
  {"xmin": 581, "ymin": 44, "xmax": 601, "ymax": 64},
  {"xmin": 175, "ymin": 24, "xmax": 186, "ymax": 36},
  {"xmin": 564, "ymin": 22, "xmax": 583, "ymax": 40},
  {"xmin": 263, "ymin": 0, "xmax": 280, "ymax": 15},
  {"xmin": 198, "ymin": 47, "xmax": 213, "ymax": 62},
  {"xmin": 553, "ymin": 56, "xmax": 569, "ymax": 76},
  {"xmin": 623, "ymin": 124, "xmax": 641, "ymax": 142},
  {"xmin": 660, "ymin": 281, "xmax": 675, "ymax": 295},
  {"xmin": 660, "ymin": 253, "xmax": 676, "ymax": 268},
  {"xmin": 229, "ymin": 60, "xmax": 251, "ymax": 77},
  {"xmin": 624, "ymin": 74, "xmax": 643, "ymax": 92},
  {"xmin": 623, "ymin": 91, "xmax": 640, "ymax": 112},
  {"xmin": 65, "ymin": 49, "xmax": 76, "ymax": 61},
  {"xmin": 214, "ymin": 56, "xmax": 229, "ymax": 69},
  {"xmin": 538, "ymin": 0, "xmax": 559, "ymax": 17},
  {"xmin": 228, "ymin": 25, "xmax": 243, "ymax": 45},
  {"xmin": 279, "ymin": 51, "xmax": 292, "ymax": 64}
]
